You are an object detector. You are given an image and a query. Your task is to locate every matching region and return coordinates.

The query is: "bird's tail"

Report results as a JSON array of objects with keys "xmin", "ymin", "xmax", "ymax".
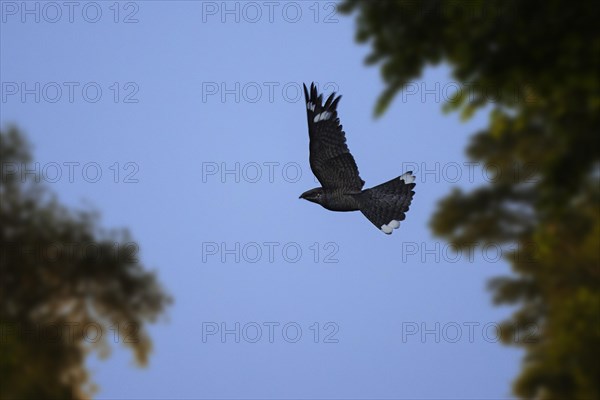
[{"xmin": 356, "ymin": 171, "xmax": 416, "ymax": 234}]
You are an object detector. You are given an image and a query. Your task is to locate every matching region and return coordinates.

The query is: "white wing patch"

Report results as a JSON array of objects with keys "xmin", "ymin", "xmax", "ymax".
[
  {"xmin": 313, "ymin": 111, "xmax": 332, "ymax": 123},
  {"xmin": 307, "ymin": 102, "xmax": 316, "ymax": 111},
  {"xmin": 400, "ymin": 172, "xmax": 416, "ymax": 184},
  {"xmin": 381, "ymin": 220, "xmax": 401, "ymax": 235}
]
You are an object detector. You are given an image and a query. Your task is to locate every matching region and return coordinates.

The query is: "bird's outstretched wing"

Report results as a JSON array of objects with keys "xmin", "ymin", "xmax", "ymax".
[{"xmin": 303, "ymin": 83, "xmax": 365, "ymax": 191}]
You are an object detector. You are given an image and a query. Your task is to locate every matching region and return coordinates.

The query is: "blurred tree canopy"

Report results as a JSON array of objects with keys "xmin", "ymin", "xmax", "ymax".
[
  {"xmin": 0, "ymin": 127, "xmax": 171, "ymax": 399},
  {"xmin": 340, "ymin": 1, "xmax": 599, "ymax": 399}
]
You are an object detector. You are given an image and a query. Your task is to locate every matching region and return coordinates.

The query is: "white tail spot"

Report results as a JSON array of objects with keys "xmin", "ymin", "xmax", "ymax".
[
  {"xmin": 400, "ymin": 172, "xmax": 415, "ymax": 184},
  {"xmin": 381, "ymin": 220, "xmax": 400, "ymax": 234}
]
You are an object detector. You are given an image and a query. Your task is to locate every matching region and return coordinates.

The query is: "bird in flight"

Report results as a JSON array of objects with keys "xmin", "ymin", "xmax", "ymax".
[{"xmin": 299, "ymin": 83, "xmax": 416, "ymax": 235}]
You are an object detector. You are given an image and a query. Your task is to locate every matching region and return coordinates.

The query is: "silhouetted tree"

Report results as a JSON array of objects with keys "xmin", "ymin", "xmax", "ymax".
[
  {"xmin": 0, "ymin": 126, "xmax": 171, "ymax": 399},
  {"xmin": 340, "ymin": 1, "xmax": 600, "ymax": 398}
]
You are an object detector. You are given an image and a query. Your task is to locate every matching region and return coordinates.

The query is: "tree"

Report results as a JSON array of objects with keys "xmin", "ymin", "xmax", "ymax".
[
  {"xmin": 340, "ymin": 1, "xmax": 600, "ymax": 398},
  {"xmin": 0, "ymin": 126, "xmax": 172, "ymax": 399}
]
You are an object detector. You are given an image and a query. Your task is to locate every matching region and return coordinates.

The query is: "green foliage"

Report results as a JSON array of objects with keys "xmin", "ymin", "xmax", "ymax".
[
  {"xmin": 341, "ymin": 1, "xmax": 600, "ymax": 398},
  {"xmin": 0, "ymin": 127, "xmax": 172, "ymax": 399}
]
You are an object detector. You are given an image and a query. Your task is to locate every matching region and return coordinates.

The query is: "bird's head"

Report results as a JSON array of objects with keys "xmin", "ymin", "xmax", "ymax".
[{"xmin": 299, "ymin": 187, "xmax": 325, "ymax": 204}]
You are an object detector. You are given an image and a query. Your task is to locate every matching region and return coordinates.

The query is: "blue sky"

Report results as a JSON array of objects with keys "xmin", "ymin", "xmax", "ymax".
[{"xmin": 1, "ymin": 1, "xmax": 522, "ymax": 398}]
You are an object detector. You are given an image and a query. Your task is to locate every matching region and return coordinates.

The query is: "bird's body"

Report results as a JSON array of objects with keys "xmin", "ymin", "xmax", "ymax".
[
  {"xmin": 299, "ymin": 83, "xmax": 416, "ymax": 235},
  {"xmin": 312, "ymin": 189, "xmax": 361, "ymax": 212}
]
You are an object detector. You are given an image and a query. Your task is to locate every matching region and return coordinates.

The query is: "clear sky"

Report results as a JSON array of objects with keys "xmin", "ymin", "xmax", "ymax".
[{"xmin": 1, "ymin": 1, "xmax": 522, "ymax": 398}]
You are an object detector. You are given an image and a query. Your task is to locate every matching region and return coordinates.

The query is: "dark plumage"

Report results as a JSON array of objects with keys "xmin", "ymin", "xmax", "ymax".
[{"xmin": 299, "ymin": 83, "xmax": 416, "ymax": 234}]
